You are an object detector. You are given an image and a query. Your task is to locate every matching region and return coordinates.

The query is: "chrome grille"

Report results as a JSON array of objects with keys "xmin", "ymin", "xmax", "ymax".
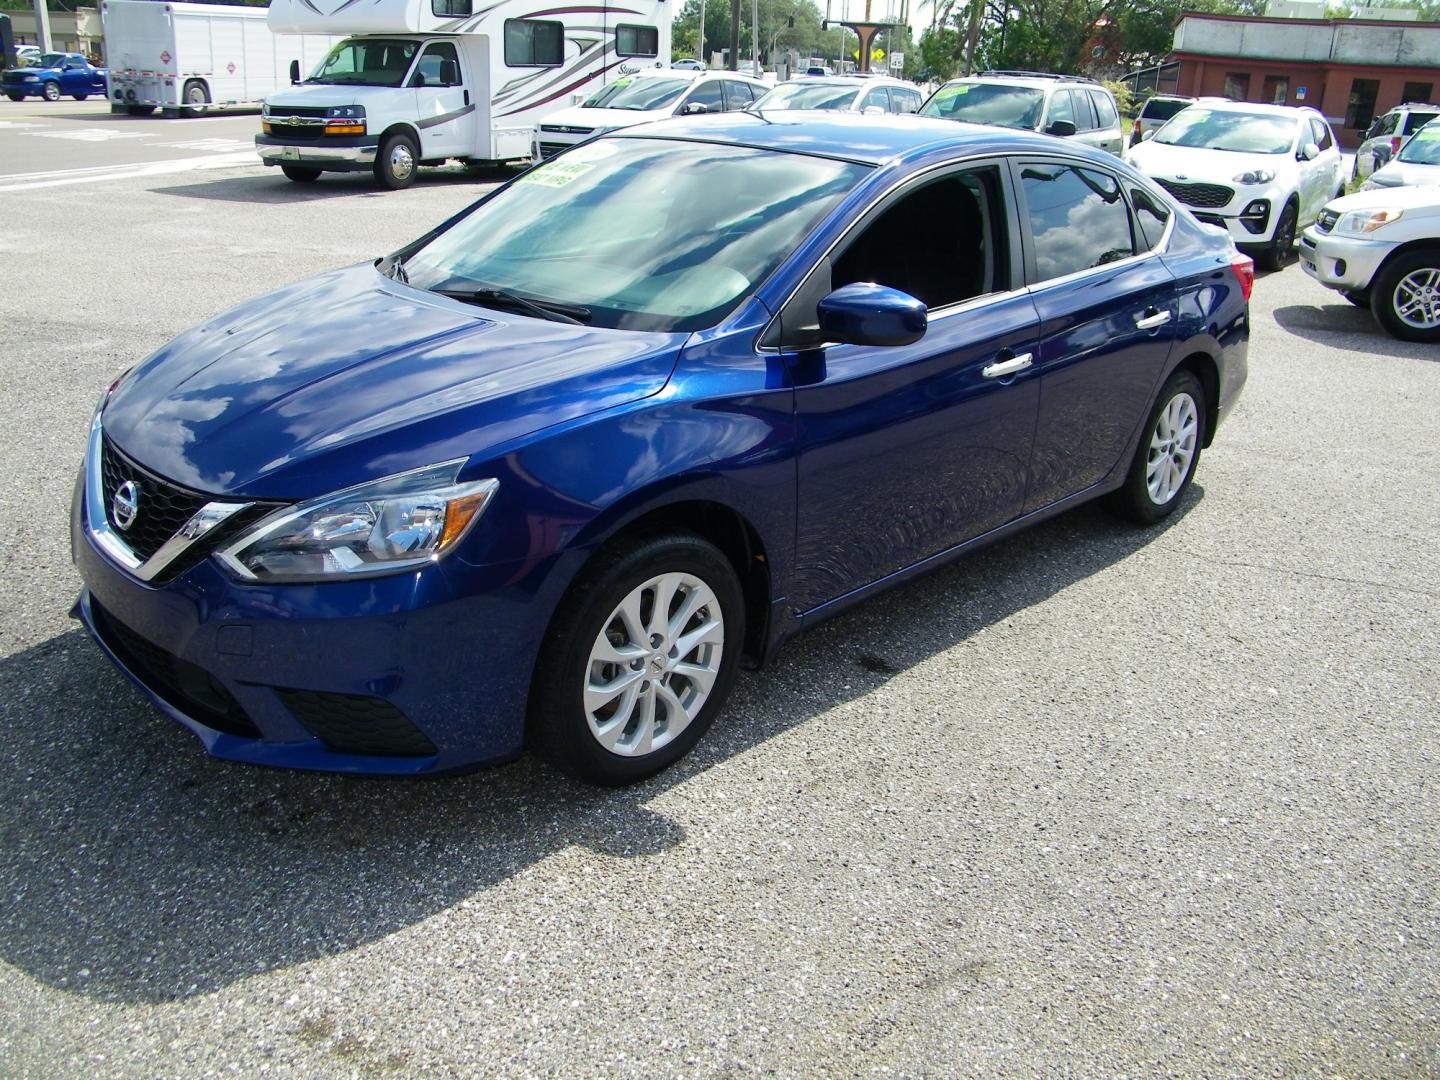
[
  {"xmin": 1156, "ymin": 179, "xmax": 1235, "ymax": 209},
  {"xmin": 100, "ymin": 438, "xmax": 207, "ymax": 562},
  {"xmin": 1315, "ymin": 208, "xmax": 1339, "ymax": 234}
]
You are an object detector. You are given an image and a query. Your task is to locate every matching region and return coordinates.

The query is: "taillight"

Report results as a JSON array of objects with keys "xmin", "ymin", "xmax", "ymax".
[
  {"xmin": 1133, "ymin": 118, "xmax": 1141, "ymax": 136},
  {"xmin": 1391, "ymin": 135, "xmax": 1402, "ymax": 154},
  {"xmin": 1229, "ymin": 251, "xmax": 1254, "ymax": 302}
]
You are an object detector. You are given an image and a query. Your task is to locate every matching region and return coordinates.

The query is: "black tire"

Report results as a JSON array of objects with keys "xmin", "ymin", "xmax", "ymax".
[
  {"xmin": 280, "ymin": 164, "xmax": 323, "ymax": 182},
  {"xmin": 181, "ymin": 79, "xmax": 209, "ymax": 116},
  {"xmin": 5, "ymin": 93, "xmax": 23, "ymax": 103},
  {"xmin": 125, "ymin": 104, "xmax": 155, "ymax": 116},
  {"xmin": 1107, "ymin": 369, "xmax": 1206, "ymax": 525},
  {"xmin": 1342, "ymin": 289, "xmax": 1370, "ymax": 307},
  {"xmin": 1260, "ymin": 199, "xmax": 1298, "ymax": 272},
  {"xmin": 41, "ymin": 81, "xmax": 60, "ymax": 102},
  {"xmin": 72, "ymin": 93, "xmax": 88, "ymax": 101},
  {"xmin": 528, "ymin": 532, "xmax": 744, "ymax": 785},
  {"xmin": 374, "ymin": 131, "xmax": 419, "ymax": 190},
  {"xmin": 1370, "ymin": 248, "xmax": 1440, "ymax": 343}
]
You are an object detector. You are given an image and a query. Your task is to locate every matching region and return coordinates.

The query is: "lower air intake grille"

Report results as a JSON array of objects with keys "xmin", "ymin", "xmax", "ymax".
[
  {"xmin": 536, "ymin": 141, "xmax": 569, "ymax": 160},
  {"xmin": 279, "ymin": 689, "xmax": 438, "ymax": 757}
]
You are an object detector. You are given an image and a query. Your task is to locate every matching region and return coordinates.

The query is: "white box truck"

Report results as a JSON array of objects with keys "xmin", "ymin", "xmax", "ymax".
[
  {"xmin": 257, "ymin": 0, "xmax": 669, "ymax": 188},
  {"xmin": 102, "ymin": 0, "xmax": 339, "ymax": 117}
]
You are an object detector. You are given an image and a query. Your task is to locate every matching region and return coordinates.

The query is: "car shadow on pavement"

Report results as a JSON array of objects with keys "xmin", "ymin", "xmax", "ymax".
[
  {"xmin": 1272, "ymin": 301, "xmax": 1440, "ymax": 361},
  {"xmin": 153, "ymin": 166, "xmax": 524, "ymax": 204},
  {"xmin": 0, "ymin": 491, "xmax": 1200, "ymax": 1005}
]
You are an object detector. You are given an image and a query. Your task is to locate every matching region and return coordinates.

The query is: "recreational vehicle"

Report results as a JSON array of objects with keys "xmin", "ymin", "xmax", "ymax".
[
  {"xmin": 259, "ymin": 0, "xmax": 671, "ymax": 188},
  {"xmin": 102, "ymin": 0, "xmax": 338, "ymax": 116}
]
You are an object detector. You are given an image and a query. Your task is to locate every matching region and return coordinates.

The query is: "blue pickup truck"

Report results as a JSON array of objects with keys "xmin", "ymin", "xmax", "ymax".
[{"xmin": 3, "ymin": 52, "xmax": 107, "ymax": 101}]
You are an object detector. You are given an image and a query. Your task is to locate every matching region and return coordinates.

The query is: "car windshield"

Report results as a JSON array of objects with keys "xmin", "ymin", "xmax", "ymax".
[
  {"xmin": 1153, "ymin": 109, "xmax": 1297, "ymax": 153},
  {"xmin": 1398, "ymin": 122, "xmax": 1440, "ymax": 164},
  {"xmin": 39, "ymin": 53, "xmax": 67, "ymax": 67},
  {"xmin": 306, "ymin": 38, "xmax": 418, "ymax": 87},
  {"xmin": 919, "ymin": 82, "xmax": 1046, "ymax": 129},
  {"xmin": 403, "ymin": 138, "xmax": 869, "ymax": 333},
  {"xmin": 582, "ymin": 77, "xmax": 690, "ymax": 111},
  {"xmin": 754, "ymin": 82, "xmax": 858, "ymax": 110}
]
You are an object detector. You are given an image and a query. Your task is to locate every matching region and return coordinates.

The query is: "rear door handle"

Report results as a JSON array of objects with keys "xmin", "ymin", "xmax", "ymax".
[
  {"xmin": 1135, "ymin": 309, "xmax": 1172, "ymax": 330},
  {"xmin": 982, "ymin": 352, "xmax": 1033, "ymax": 379}
]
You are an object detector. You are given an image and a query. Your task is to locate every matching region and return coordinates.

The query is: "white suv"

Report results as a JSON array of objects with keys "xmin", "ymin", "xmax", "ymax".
[
  {"xmin": 918, "ymin": 71, "xmax": 1123, "ymax": 155},
  {"xmin": 1301, "ymin": 185, "xmax": 1440, "ymax": 342},
  {"xmin": 1125, "ymin": 101, "xmax": 1344, "ymax": 270},
  {"xmin": 533, "ymin": 70, "xmax": 767, "ymax": 160}
]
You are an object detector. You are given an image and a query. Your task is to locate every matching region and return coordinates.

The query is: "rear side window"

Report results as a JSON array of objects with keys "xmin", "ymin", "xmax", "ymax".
[
  {"xmin": 1404, "ymin": 110, "xmax": 1438, "ymax": 134},
  {"xmin": 505, "ymin": 19, "xmax": 563, "ymax": 66},
  {"xmin": 1021, "ymin": 163, "xmax": 1135, "ymax": 281},
  {"xmin": 1072, "ymin": 90, "xmax": 1098, "ymax": 130},
  {"xmin": 616, "ymin": 24, "xmax": 659, "ymax": 58},
  {"xmin": 723, "ymin": 81, "xmax": 757, "ymax": 109},
  {"xmin": 1091, "ymin": 90, "xmax": 1119, "ymax": 127},
  {"xmin": 1141, "ymin": 97, "xmax": 1192, "ymax": 123},
  {"xmin": 894, "ymin": 88, "xmax": 921, "ymax": 114}
]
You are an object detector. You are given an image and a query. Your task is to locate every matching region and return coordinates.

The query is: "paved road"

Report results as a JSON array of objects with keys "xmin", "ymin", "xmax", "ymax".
[{"xmin": 0, "ymin": 151, "xmax": 1436, "ymax": 1078}]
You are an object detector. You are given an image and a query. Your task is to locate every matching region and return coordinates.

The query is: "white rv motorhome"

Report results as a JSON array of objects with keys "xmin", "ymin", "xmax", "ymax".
[
  {"xmin": 260, "ymin": 0, "xmax": 671, "ymax": 188},
  {"xmin": 102, "ymin": 0, "xmax": 339, "ymax": 116}
]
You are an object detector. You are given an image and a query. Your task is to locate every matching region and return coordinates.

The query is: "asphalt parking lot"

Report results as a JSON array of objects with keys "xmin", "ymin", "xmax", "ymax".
[{"xmin": 0, "ymin": 136, "xmax": 1437, "ymax": 1077}]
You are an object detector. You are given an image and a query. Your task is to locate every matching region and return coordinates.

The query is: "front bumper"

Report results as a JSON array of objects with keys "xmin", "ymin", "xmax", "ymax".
[
  {"xmin": 70, "ymin": 454, "xmax": 560, "ymax": 776},
  {"xmin": 3, "ymin": 81, "xmax": 45, "ymax": 97},
  {"xmin": 256, "ymin": 134, "xmax": 378, "ymax": 172},
  {"xmin": 1298, "ymin": 227, "xmax": 1393, "ymax": 293}
]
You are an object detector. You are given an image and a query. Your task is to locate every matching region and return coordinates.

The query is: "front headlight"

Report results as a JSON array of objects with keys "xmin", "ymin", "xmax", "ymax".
[
  {"xmin": 23, "ymin": 74, "xmax": 39, "ymax": 82},
  {"xmin": 1336, "ymin": 208, "xmax": 1404, "ymax": 234},
  {"xmin": 326, "ymin": 104, "xmax": 366, "ymax": 119},
  {"xmin": 1232, "ymin": 168, "xmax": 1276, "ymax": 185},
  {"xmin": 217, "ymin": 461, "xmax": 498, "ymax": 582}
]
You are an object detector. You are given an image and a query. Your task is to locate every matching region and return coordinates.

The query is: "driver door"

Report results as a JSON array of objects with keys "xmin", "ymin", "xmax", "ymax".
[{"xmin": 410, "ymin": 41, "xmax": 476, "ymax": 159}]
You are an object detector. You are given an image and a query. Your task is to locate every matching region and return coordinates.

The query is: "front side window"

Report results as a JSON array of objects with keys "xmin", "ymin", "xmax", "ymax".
[
  {"xmin": 410, "ymin": 42, "xmax": 460, "ymax": 87},
  {"xmin": 919, "ymin": 82, "xmax": 1046, "ymax": 130},
  {"xmin": 403, "ymin": 139, "xmax": 868, "ymax": 333},
  {"xmin": 1046, "ymin": 89, "xmax": 1074, "ymax": 128},
  {"xmin": 1153, "ymin": 109, "xmax": 1297, "ymax": 154},
  {"xmin": 616, "ymin": 24, "xmax": 658, "ymax": 58},
  {"xmin": 1310, "ymin": 118, "xmax": 1332, "ymax": 151},
  {"xmin": 683, "ymin": 80, "xmax": 725, "ymax": 113},
  {"xmin": 860, "ymin": 86, "xmax": 889, "ymax": 111},
  {"xmin": 832, "ymin": 168, "xmax": 1006, "ymax": 309},
  {"xmin": 505, "ymin": 19, "xmax": 563, "ymax": 66},
  {"xmin": 307, "ymin": 39, "xmax": 420, "ymax": 87},
  {"xmin": 1021, "ymin": 163, "xmax": 1135, "ymax": 281},
  {"xmin": 583, "ymin": 77, "xmax": 689, "ymax": 110}
]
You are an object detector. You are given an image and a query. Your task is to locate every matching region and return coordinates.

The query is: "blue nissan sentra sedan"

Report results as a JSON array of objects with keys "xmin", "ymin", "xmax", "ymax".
[{"xmin": 72, "ymin": 114, "xmax": 1250, "ymax": 784}]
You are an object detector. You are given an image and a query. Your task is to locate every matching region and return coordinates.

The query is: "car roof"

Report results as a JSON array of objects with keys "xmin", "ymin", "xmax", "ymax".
[
  {"xmin": 767, "ymin": 75, "xmax": 908, "ymax": 88},
  {"xmin": 1197, "ymin": 100, "xmax": 1318, "ymax": 120},
  {"xmin": 947, "ymin": 73, "xmax": 1106, "ymax": 92},
  {"xmin": 608, "ymin": 111, "xmax": 1115, "ymax": 165}
]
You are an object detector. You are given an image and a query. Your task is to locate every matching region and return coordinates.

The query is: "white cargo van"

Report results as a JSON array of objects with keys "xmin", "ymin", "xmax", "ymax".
[
  {"xmin": 258, "ymin": 0, "xmax": 669, "ymax": 188},
  {"xmin": 102, "ymin": 0, "xmax": 339, "ymax": 116}
]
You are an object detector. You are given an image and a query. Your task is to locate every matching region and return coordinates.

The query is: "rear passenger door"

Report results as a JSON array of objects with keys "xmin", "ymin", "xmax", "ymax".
[{"xmin": 1014, "ymin": 158, "xmax": 1179, "ymax": 512}]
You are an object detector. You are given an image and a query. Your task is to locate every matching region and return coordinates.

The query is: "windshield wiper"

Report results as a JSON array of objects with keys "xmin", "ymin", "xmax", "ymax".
[
  {"xmin": 380, "ymin": 253, "xmax": 409, "ymax": 283},
  {"xmin": 436, "ymin": 286, "xmax": 591, "ymax": 325}
]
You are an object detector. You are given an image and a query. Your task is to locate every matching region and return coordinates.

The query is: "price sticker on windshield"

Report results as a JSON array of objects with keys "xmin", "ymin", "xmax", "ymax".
[
  {"xmin": 934, "ymin": 84, "xmax": 970, "ymax": 102},
  {"xmin": 520, "ymin": 160, "xmax": 596, "ymax": 187}
]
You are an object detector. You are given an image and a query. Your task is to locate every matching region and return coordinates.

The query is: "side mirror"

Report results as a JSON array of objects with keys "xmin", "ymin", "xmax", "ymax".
[
  {"xmin": 817, "ymin": 282, "xmax": 927, "ymax": 347},
  {"xmin": 1299, "ymin": 141, "xmax": 1320, "ymax": 161},
  {"xmin": 1045, "ymin": 119, "xmax": 1077, "ymax": 137},
  {"xmin": 289, "ymin": 59, "xmax": 300, "ymax": 84},
  {"xmin": 679, "ymin": 101, "xmax": 709, "ymax": 115},
  {"xmin": 439, "ymin": 59, "xmax": 458, "ymax": 86},
  {"xmin": 1140, "ymin": 127, "xmax": 1155, "ymax": 141}
]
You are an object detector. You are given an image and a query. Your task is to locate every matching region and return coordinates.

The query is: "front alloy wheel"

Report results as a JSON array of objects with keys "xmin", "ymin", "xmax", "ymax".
[
  {"xmin": 1372, "ymin": 250, "xmax": 1440, "ymax": 343},
  {"xmin": 42, "ymin": 81, "xmax": 60, "ymax": 102},
  {"xmin": 1261, "ymin": 200, "xmax": 1297, "ymax": 272},
  {"xmin": 530, "ymin": 532, "xmax": 744, "ymax": 784}
]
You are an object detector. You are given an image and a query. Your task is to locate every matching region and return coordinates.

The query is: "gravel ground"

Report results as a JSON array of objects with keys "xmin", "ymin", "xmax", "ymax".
[{"xmin": 0, "ymin": 160, "xmax": 1437, "ymax": 1079}]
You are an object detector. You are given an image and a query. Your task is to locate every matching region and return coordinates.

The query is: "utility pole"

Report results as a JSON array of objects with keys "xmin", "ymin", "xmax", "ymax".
[
  {"xmin": 32, "ymin": 0, "xmax": 52, "ymax": 52},
  {"xmin": 698, "ymin": 0, "xmax": 706, "ymax": 65},
  {"xmin": 729, "ymin": 0, "xmax": 739, "ymax": 69},
  {"xmin": 751, "ymin": 0, "xmax": 759, "ymax": 72}
]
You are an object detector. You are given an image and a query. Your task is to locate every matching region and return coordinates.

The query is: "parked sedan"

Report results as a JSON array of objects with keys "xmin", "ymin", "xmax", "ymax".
[
  {"xmin": 1125, "ymin": 101, "xmax": 1344, "ymax": 271},
  {"xmin": 752, "ymin": 75, "xmax": 922, "ymax": 115},
  {"xmin": 72, "ymin": 115, "xmax": 1250, "ymax": 783},
  {"xmin": 1362, "ymin": 117, "xmax": 1440, "ymax": 190},
  {"xmin": 2, "ymin": 51, "xmax": 107, "ymax": 101}
]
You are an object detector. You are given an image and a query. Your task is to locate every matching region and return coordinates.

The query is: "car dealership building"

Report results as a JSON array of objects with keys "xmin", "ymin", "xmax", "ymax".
[{"xmin": 1155, "ymin": 10, "xmax": 1440, "ymax": 147}]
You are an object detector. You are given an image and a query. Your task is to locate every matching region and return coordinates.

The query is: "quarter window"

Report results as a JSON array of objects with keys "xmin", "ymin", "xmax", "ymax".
[
  {"xmin": 1021, "ymin": 163, "xmax": 1135, "ymax": 281},
  {"xmin": 616, "ymin": 24, "xmax": 659, "ymax": 58},
  {"xmin": 505, "ymin": 19, "xmax": 563, "ymax": 66},
  {"xmin": 1130, "ymin": 186, "xmax": 1171, "ymax": 251}
]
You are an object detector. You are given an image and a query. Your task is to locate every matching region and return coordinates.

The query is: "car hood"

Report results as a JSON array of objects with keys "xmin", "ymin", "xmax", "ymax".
[
  {"xmin": 102, "ymin": 264, "xmax": 685, "ymax": 499},
  {"xmin": 1128, "ymin": 140, "xmax": 1294, "ymax": 182},
  {"xmin": 1365, "ymin": 159, "xmax": 1440, "ymax": 189},
  {"xmin": 1326, "ymin": 184, "xmax": 1440, "ymax": 215},
  {"xmin": 4, "ymin": 65, "xmax": 60, "ymax": 75},
  {"xmin": 538, "ymin": 104, "xmax": 672, "ymax": 130},
  {"xmin": 263, "ymin": 84, "xmax": 401, "ymax": 110}
]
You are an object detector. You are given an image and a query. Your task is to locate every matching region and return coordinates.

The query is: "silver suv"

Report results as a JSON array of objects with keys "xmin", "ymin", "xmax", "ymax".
[
  {"xmin": 918, "ymin": 71, "xmax": 1124, "ymax": 155},
  {"xmin": 1354, "ymin": 102, "xmax": 1440, "ymax": 181}
]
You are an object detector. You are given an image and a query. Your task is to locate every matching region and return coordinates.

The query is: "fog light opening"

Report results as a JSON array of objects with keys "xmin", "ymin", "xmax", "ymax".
[{"xmin": 1333, "ymin": 259, "xmax": 1347, "ymax": 277}]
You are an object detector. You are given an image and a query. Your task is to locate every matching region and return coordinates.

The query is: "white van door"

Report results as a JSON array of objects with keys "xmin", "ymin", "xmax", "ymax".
[{"xmin": 410, "ymin": 41, "xmax": 477, "ymax": 160}]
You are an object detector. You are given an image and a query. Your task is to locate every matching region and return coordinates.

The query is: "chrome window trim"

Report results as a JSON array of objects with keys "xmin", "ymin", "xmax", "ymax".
[{"xmin": 85, "ymin": 414, "xmax": 251, "ymax": 583}]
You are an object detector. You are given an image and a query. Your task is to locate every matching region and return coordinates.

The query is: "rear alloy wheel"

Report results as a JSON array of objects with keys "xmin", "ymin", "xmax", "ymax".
[
  {"xmin": 529, "ymin": 533, "xmax": 743, "ymax": 785},
  {"xmin": 42, "ymin": 81, "xmax": 60, "ymax": 102},
  {"xmin": 374, "ymin": 132, "xmax": 419, "ymax": 190},
  {"xmin": 1108, "ymin": 370, "xmax": 1206, "ymax": 525},
  {"xmin": 280, "ymin": 164, "xmax": 323, "ymax": 183},
  {"xmin": 1371, "ymin": 249, "xmax": 1440, "ymax": 343},
  {"xmin": 1260, "ymin": 200, "xmax": 1297, "ymax": 272}
]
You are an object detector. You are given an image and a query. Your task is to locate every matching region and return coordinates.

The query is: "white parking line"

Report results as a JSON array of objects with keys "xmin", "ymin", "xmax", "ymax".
[
  {"xmin": 32, "ymin": 127, "xmax": 148, "ymax": 142},
  {"xmin": 161, "ymin": 138, "xmax": 256, "ymax": 153},
  {"xmin": 0, "ymin": 151, "xmax": 258, "ymax": 191}
]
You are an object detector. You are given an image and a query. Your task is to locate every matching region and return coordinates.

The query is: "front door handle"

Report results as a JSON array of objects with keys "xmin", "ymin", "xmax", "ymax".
[
  {"xmin": 1135, "ymin": 309, "xmax": 1172, "ymax": 330},
  {"xmin": 982, "ymin": 352, "xmax": 1033, "ymax": 379}
]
